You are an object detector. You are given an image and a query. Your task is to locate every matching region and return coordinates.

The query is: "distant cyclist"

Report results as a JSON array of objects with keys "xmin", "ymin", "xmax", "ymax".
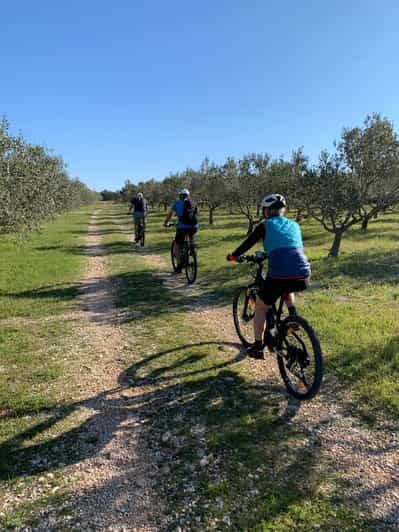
[
  {"xmin": 227, "ymin": 193, "xmax": 311, "ymax": 359},
  {"xmin": 164, "ymin": 188, "xmax": 199, "ymax": 272},
  {"xmin": 128, "ymin": 192, "xmax": 149, "ymax": 243}
]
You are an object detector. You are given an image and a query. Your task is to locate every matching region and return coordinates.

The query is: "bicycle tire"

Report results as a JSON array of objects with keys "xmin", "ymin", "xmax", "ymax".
[
  {"xmin": 185, "ymin": 246, "xmax": 197, "ymax": 284},
  {"xmin": 171, "ymin": 241, "xmax": 179, "ymax": 272},
  {"xmin": 140, "ymin": 229, "xmax": 145, "ymax": 247},
  {"xmin": 277, "ymin": 315, "xmax": 323, "ymax": 400},
  {"xmin": 232, "ymin": 287, "xmax": 256, "ymax": 347}
]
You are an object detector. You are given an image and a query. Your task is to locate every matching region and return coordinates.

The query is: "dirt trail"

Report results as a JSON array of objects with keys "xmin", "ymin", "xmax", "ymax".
[
  {"xmin": 140, "ymin": 247, "xmax": 399, "ymax": 527},
  {"xmin": 63, "ymin": 212, "xmax": 163, "ymax": 531}
]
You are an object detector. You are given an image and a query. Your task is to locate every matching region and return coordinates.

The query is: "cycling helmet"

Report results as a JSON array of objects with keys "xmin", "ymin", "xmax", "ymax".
[
  {"xmin": 137, "ymin": 192, "xmax": 143, "ymax": 198},
  {"xmin": 261, "ymin": 193, "xmax": 286, "ymax": 210},
  {"xmin": 178, "ymin": 188, "xmax": 190, "ymax": 197}
]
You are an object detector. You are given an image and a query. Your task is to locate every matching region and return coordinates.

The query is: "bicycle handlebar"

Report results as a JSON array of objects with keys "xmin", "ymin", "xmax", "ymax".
[{"xmin": 236, "ymin": 252, "xmax": 268, "ymax": 264}]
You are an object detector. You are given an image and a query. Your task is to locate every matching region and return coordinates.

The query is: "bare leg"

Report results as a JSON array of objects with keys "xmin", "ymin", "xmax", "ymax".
[
  {"xmin": 134, "ymin": 217, "xmax": 139, "ymax": 241},
  {"xmin": 283, "ymin": 293, "xmax": 295, "ymax": 312},
  {"xmin": 173, "ymin": 241, "xmax": 182, "ymax": 267},
  {"xmin": 254, "ymin": 297, "xmax": 270, "ymax": 342}
]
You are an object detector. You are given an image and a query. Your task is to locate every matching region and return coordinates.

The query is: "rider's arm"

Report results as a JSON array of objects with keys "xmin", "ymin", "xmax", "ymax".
[
  {"xmin": 164, "ymin": 209, "xmax": 174, "ymax": 226},
  {"xmin": 231, "ymin": 223, "xmax": 265, "ymax": 258}
]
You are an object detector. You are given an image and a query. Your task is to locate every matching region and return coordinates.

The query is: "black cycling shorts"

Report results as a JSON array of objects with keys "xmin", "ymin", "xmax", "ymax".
[
  {"xmin": 258, "ymin": 277, "xmax": 310, "ymax": 305},
  {"xmin": 175, "ymin": 228, "xmax": 197, "ymax": 245}
]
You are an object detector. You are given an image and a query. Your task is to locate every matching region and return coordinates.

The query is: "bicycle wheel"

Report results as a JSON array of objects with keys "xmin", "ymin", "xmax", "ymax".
[
  {"xmin": 185, "ymin": 246, "xmax": 197, "ymax": 284},
  {"xmin": 277, "ymin": 315, "xmax": 323, "ymax": 400},
  {"xmin": 232, "ymin": 287, "xmax": 256, "ymax": 346},
  {"xmin": 171, "ymin": 241, "xmax": 179, "ymax": 272},
  {"xmin": 140, "ymin": 228, "xmax": 145, "ymax": 247}
]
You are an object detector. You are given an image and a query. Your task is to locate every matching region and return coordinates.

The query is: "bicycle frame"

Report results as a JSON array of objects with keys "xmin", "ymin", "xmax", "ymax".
[{"xmin": 241, "ymin": 256, "xmax": 286, "ymax": 344}]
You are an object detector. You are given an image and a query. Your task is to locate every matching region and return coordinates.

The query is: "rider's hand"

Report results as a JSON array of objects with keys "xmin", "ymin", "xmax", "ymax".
[{"xmin": 226, "ymin": 254, "xmax": 236, "ymax": 262}]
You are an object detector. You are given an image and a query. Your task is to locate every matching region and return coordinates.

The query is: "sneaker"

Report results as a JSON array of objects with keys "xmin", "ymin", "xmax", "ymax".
[{"xmin": 246, "ymin": 344, "xmax": 264, "ymax": 359}]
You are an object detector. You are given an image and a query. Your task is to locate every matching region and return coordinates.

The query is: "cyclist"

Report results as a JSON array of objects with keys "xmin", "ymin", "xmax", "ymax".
[
  {"xmin": 227, "ymin": 193, "xmax": 311, "ymax": 359},
  {"xmin": 128, "ymin": 192, "xmax": 148, "ymax": 243},
  {"xmin": 164, "ymin": 188, "xmax": 199, "ymax": 272}
]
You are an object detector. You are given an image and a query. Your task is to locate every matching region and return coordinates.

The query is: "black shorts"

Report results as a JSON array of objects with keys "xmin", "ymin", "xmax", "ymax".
[
  {"xmin": 258, "ymin": 277, "xmax": 310, "ymax": 305},
  {"xmin": 175, "ymin": 228, "xmax": 197, "ymax": 245}
]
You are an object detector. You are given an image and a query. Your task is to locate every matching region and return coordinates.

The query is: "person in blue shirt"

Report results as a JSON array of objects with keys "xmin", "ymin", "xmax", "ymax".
[
  {"xmin": 164, "ymin": 188, "xmax": 199, "ymax": 272},
  {"xmin": 227, "ymin": 193, "xmax": 311, "ymax": 359}
]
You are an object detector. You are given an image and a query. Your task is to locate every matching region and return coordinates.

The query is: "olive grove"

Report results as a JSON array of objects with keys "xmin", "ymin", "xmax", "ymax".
[{"xmin": 0, "ymin": 118, "xmax": 99, "ymax": 233}]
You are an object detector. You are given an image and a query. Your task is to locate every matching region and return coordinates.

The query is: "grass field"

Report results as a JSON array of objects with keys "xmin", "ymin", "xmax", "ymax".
[
  {"xmin": 1, "ymin": 202, "xmax": 398, "ymax": 529},
  {"xmin": 0, "ymin": 208, "xmax": 95, "ymax": 528}
]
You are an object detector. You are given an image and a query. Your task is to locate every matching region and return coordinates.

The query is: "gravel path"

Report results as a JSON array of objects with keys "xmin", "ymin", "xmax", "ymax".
[{"xmin": 61, "ymin": 212, "xmax": 163, "ymax": 531}]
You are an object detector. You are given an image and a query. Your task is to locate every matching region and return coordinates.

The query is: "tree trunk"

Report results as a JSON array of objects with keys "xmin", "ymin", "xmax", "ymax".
[
  {"xmin": 328, "ymin": 230, "xmax": 344, "ymax": 257},
  {"xmin": 209, "ymin": 207, "xmax": 215, "ymax": 225},
  {"xmin": 247, "ymin": 217, "xmax": 254, "ymax": 235},
  {"xmin": 361, "ymin": 217, "xmax": 369, "ymax": 231}
]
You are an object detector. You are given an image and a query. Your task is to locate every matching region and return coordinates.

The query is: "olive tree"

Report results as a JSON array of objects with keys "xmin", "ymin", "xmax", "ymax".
[
  {"xmin": 191, "ymin": 158, "xmax": 226, "ymax": 225},
  {"xmin": 337, "ymin": 113, "xmax": 399, "ymax": 230},
  {"xmin": 0, "ymin": 117, "xmax": 98, "ymax": 233},
  {"xmin": 229, "ymin": 153, "xmax": 271, "ymax": 233},
  {"xmin": 300, "ymin": 151, "xmax": 362, "ymax": 257}
]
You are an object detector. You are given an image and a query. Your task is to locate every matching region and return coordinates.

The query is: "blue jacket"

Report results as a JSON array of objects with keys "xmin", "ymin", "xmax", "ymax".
[{"xmin": 263, "ymin": 217, "xmax": 311, "ymax": 278}]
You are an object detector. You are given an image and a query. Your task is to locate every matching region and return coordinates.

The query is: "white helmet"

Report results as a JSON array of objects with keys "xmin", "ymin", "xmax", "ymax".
[
  {"xmin": 178, "ymin": 188, "xmax": 190, "ymax": 197},
  {"xmin": 261, "ymin": 193, "xmax": 286, "ymax": 210},
  {"xmin": 137, "ymin": 192, "xmax": 143, "ymax": 198}
]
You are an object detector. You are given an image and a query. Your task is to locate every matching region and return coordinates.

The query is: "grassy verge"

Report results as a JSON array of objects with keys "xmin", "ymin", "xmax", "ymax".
[{"xmin": 0, "ymin": 206, "xmax": 96, "ymax": 529}]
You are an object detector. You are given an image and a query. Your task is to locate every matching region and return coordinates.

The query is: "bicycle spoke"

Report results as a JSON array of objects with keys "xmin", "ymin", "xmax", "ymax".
[
  {"xmin": 233, "ymin": 288, "xmax": 255, "ymax": 346},
  {"xmin": 278, "ymin": 316, "xmax": 323, "ymax": 399}
]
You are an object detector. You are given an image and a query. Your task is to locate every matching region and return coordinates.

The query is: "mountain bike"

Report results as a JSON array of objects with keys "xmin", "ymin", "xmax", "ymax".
[
  {"xmin": 232, "ymin": 253, "xmax": 323, "ymax": 400},
  {"xmin": 167, "ymin": 224, "xmax": 197, "ymax": 284}
]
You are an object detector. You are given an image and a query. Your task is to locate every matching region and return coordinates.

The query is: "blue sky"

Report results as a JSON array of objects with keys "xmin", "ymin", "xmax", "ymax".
[{"xmin": 1, "ymin": 0, "xmax": 399, "ymax": 191}]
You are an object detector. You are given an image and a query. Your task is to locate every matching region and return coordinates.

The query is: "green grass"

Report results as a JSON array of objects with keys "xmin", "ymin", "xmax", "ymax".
[
  {"xmin": 0, "ymin": 207, "xmax": 95, "ymax": 417},
  {"xmin": 0, "ymin": 491, "xmax": 72, "ymax": 530},
  {"xmin": 0, "ymin": 208, "xmax": 93, "ymax": 319},
  {"xmin": 0, "ymin": 206, "xmax": 97, "ymax": 529}
]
